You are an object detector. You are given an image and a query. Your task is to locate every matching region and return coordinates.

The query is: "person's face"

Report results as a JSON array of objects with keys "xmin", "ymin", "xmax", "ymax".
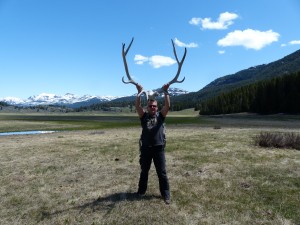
[{"xmin": 147, "ymin": 100, "xmax": 158, "ymax": 115}]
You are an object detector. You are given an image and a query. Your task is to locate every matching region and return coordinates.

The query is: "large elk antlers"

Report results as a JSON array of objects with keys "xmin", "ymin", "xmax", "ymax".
[{"xmin": 122, "ymin": 37, "xmax": 187, "ymax": 100}]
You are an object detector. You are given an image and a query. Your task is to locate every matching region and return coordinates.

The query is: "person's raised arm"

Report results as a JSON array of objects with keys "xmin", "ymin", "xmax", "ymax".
[
  {"xmin": 135, "ymin": 84, "xmax": 145, "ymax": 118},
  {"xmin": 160, "ymin": 84, "xmax": 170, "ymax": 117}
]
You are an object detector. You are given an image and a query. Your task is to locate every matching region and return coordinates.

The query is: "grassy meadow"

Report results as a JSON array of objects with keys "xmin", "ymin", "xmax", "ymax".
[{"xmin": 0, "ymin": 111, "xmax": 299, "ymax": 224}]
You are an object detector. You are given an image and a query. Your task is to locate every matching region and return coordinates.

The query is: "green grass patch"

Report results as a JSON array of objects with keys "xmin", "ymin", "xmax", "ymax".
[{"xmin": 0, "ymin": 113, "xmax": 205, "ymax": 132}]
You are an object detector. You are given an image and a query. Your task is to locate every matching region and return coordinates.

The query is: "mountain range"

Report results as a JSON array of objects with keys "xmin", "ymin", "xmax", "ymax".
[{"xmin": 0, "ymin": 88, "xmax": 188, "ymax": 108}]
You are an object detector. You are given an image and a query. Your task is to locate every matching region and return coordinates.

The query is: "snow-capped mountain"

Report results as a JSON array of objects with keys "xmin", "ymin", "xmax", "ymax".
[
  {"xmin": 0, "ymin": 93, "xmax": 118, "ymax": 107},
  {"xmin": 0, "ymin": 97, "xmax": 25, "ymax": 105},
  {"xmin": 154, "ymin": 87, "xmax": 189, "ymax": 96},
  {"xmin": 0, "ymin": 88, "xmax": 189, "ymax": 108}
]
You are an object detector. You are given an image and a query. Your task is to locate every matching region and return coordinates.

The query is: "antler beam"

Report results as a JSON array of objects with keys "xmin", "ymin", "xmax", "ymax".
[
  {"xmin": 167, "ymin": 39, "xmax": 187, "ymax": 86},
  {"xmin": 122, "ymin": 37, "xmax": 138, "ymax": 86}
]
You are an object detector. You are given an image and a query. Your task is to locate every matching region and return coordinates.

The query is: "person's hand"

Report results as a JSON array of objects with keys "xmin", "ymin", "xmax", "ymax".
[
  {"xmin": 136, "ymin": 84, "xmax": 143, "ymax": 94},
  {"xmin": 162, "ymin": 83, "xmax": 170, "ymax": 92}
]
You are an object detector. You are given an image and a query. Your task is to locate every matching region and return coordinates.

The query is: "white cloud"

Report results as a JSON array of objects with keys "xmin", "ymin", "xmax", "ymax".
[
  {"xmin": 134, "ymin": 55, "xmax": 148, "ymax": 65},
  {"xmin": 134, "ymin": 54, "xmax": 176, "ymax": 68},
  {"xmin": 281, "ymin": 40, "xmax": 300, "ymax": 47},
  {"xmin": 149, "ymin": 55, "xmax": 176, "ymax": 68},
  {"xmin": 190, "ymin": 12, "xmax": 238, "ymax": 30},
  {"xmin": 134, "ymin": 39, "xmax": 194, "ymax": 68},
  {"xmin": 218, "ymin": 50, "xmax": 225, "ymax": 54},
  {"xmin": 174, "ymin": 38, "xmax": 198, "ymax": 48},
  {"xmin": 217, "ymin": 29, "xmax": 280, "ymax": 50},
  {"xmin": 189, "ymin": 17, "xmax": 201, "ymax": 26},
  {"xmin": 289, "ymin": 40, "xmax": 300, "ymax": 45}
]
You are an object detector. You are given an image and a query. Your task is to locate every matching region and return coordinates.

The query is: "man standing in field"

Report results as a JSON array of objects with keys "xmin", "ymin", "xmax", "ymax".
[{"xmin": 135, "ymin": 83, "xmax": 171, "ymax": 205}]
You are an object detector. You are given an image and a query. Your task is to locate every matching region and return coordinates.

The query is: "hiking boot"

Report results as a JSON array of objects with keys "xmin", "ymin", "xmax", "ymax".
[{"xmin": 164, "ymin": 198, "xmax": 171, "ymax": 205}]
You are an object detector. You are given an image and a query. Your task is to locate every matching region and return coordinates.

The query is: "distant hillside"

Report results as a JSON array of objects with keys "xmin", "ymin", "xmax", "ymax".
[
  {"xmin": 109, "ymin": 88, "xmax": 188, "ymax": 103},
  {"xmin": 173, "ymin": 49, "xmax": 300, "ymax": 108},
  {"xmin": 199, "ymin": 71, "xmax": 300, "ymax": 115}
]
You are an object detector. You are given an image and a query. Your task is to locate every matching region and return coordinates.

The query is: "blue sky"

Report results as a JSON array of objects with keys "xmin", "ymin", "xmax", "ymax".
[{"xmin": 1, "ymin": 0, "xmax": 300, "ymax": 99}]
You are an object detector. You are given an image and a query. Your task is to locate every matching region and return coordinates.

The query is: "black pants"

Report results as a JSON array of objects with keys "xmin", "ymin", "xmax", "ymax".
[{"xmin": 138, "ymin": 145, "xmax": 170, "ymax": 199}]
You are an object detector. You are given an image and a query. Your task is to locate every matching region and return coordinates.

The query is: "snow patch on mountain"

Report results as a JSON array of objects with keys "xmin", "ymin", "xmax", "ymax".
[
  {"xmin": 165, "ymin": 87, "xmax": 189, "ymax": 96},
  {"xmin": 0, "ymin": 97, "xmax": 25, "ymax": 105}
]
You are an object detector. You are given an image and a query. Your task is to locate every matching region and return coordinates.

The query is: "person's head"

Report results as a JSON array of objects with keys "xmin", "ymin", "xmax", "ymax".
[{"xmin": 147, "ymin": 99, "xmax": 158, "ymax": 116}]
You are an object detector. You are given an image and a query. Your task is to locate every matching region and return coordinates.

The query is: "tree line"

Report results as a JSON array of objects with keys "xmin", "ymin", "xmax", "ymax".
[
  {"xmin": 0, "ymin": 101, "xmax": 9, "ymax": 107},
  {"xmin": 199, "ymin": 71, "xmax": 300, "ymax": 115}
]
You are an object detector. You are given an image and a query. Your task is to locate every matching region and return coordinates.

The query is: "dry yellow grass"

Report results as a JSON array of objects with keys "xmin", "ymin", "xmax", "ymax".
[{"xmin": 0, "ymin": 115, "xmax": 299, "ymax": 224}]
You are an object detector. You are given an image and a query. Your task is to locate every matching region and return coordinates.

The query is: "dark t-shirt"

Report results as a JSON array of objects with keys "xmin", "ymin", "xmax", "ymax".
[{"xmin": 140, "ymin": 112, "xmax": 166, "ymax": 148}]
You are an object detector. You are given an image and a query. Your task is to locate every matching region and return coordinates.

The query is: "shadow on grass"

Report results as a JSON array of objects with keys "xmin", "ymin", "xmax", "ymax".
[
  {"xmin": 44, "ymin": 192, "xmax": 160, "ymax": 219},
  {"xmin": 78, "ymin": 192, "xmax": 160, "ymax": 213}
]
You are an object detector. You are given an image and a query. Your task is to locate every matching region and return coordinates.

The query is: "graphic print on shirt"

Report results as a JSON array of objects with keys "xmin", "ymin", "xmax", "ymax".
[{"xmin": 146, "ymin": 116, "xmax": 157, "ymax": 130}]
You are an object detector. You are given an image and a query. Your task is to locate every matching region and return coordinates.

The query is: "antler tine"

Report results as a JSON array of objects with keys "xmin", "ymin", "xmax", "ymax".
[
  {"xmin": 124, "ymin": 37, "xmax": 134, "ymax": 56},
  {"xmin": 122, "ymin": 37, "xmax": 138, "ymax": 86},
  {"xmin": 167, "ymin": 39, "xmax": 187, "ymax": 86}
]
